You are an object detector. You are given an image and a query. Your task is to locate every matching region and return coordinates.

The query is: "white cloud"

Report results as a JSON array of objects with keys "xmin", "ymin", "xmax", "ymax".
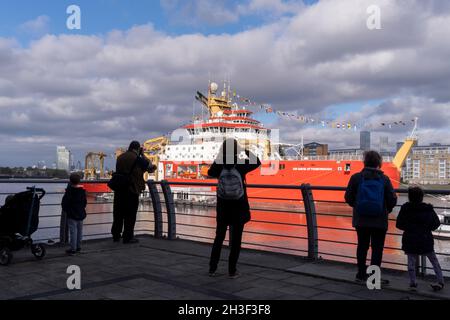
[
  {"xmin": 1, "ymin": 0, "xmax": 450, "ymax": 165},
  {"xmin": 18, "ymin": 15, "xmax": 50, "ymax": 36}
]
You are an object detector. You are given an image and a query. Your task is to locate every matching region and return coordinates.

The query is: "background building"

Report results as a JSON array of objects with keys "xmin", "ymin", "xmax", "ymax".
[
  {"xmin": 70, "ymin": 153, "xmax": 75, "ymax": 171},
  {"xmin": 328, "ymin": 148, "xmax": 364, "ymax": 159},
  {"xmin": 56, "ymin": 146, "xmax": 71, "ymax": 172},
  {"xmin": 303, "ymin": 142, "xmax": 329, "ymax": 157},
  {"xmin": 379, "ymin": 136, "xmax": 389, "ymax": 153},
  {"xmin": 76, "ymin": 160, "xmax": 83, "ymax": 171},
  {"xmin": 360, "ymin": 131, "xmax": 371, "ymax": 151},
  {"xmin": 36, "ymin": 160, "xmax": 46, "ymax": 170},
  {"xmin": 404, "ymin": 143, "xmax": 450, "ymax": 185}
]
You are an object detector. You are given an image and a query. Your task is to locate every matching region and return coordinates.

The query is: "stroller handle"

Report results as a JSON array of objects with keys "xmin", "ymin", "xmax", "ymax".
[{"xmin": 26, "ymin": 187, "xmax": 46, "ymax": 200}]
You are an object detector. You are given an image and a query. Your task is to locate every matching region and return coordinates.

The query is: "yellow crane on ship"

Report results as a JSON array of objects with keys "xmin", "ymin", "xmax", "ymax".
[
  {"xmin": 142, "ymin": 136, "xmax": 168, "ymax": 181},
  {"xmin": 392, "ymin": 117, "xmax": 419, "ymax": 172}
]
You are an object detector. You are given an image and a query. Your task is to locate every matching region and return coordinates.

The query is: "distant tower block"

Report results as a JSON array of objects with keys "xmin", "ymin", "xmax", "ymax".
[
  {"xmin": 360, "ymin": 131, "xmax": 371, "ymax": 151},
  {"xmin": 380, "ymin": 136, "xmax": 389, "ymax": 153}
]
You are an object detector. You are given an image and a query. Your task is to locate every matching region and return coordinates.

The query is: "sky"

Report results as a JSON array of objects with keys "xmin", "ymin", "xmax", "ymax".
[{"xmin": 0, "ymin": 0, "xmax": 450, "ymax": 167}]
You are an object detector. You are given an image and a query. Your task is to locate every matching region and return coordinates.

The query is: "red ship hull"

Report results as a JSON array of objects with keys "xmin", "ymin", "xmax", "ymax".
[
  {"xmin": 79, "ymin": 160, "xmax": 401, "ymax": 202},
  {"xmin": 80, "ymin": 181, "xmax": 111, "ymax": 194},
  {"xmin": 165, "ymin": 160, "xmax": 401, "ymax": 203}
]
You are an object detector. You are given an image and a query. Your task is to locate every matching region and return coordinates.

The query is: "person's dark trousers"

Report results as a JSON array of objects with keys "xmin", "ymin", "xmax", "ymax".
[
  {"xmin": 112, "ymin": 190, "xmax": 140, "ymax": 242},
  {"xmin": 209, "ymin": 221, "xmax": 245, "ymax": 275},
  {"xmin": 356, "ymin": 227, "xmax": 387, "ymax": 277}
]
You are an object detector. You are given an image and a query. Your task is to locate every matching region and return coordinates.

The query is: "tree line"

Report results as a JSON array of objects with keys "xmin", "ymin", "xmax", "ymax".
[{"xmin": 0, "ymin": 167, "xmax": 71, "ymax": 179}]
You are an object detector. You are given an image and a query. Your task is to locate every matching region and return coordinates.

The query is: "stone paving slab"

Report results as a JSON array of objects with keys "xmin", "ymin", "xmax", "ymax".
[
  {"xmin": 0, "ymin": 236, "xmax": 446, "ymax": 300},
  {"xmin": 286, "ymin": 260, "xmax": 450, "ymax": 300}
]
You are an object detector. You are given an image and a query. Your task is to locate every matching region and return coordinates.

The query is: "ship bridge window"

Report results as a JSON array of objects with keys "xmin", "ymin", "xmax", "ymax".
[
  {"xmin": 279, "ymin": 164, "xmax": 286, "ymax": 170},
  {"xmin": 345, "ymin": 163, "xmax": 351, "ymax": 172},
  {"xmin": 444, "ymin": 216, "xmax": 450, "ymax": 225}
]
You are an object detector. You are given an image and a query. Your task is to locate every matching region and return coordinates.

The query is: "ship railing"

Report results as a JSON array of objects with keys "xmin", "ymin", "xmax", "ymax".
[{"xmin": 1, "ymin": 179, "xmax": 450, "ymax": 278}]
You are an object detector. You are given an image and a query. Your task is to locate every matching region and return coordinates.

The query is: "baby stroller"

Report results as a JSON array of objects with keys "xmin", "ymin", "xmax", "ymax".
[{"xmin": 0, "ymin": 187, "xmax": 46, "ymax": 266}]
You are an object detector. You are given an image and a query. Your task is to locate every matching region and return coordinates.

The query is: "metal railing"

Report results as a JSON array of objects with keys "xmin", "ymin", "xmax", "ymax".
[
  {"xmin": 1, "ymin": 179, "xmax": 449, "ymax": 277},
  {"xmin": 0, "ymin": 180, "xmax": 159, "ymax": 243},
  {"xmin": 148, "ymin": 180, "xmax": 450, "ymax": 277}
]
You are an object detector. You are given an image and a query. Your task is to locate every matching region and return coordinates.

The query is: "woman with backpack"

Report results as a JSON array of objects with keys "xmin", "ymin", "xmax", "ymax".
[
  {"xmin": 345, "ymin": 151, "xmax": 398, "ymax": 283},
  {"xmin": 208, "ymin": 139, "xmax": 261, "ymax": 279}
]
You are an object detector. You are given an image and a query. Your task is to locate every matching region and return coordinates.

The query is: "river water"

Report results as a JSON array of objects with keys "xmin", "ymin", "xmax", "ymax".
[{"xmin": 1, "ymin": 182, "xmax": 450, "ymax": 275}]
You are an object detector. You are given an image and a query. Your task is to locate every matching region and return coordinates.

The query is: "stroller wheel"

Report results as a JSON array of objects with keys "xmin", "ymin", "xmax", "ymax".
[
  {"xmin": 0, "ymin": 248, "xmax": 13, "ymax": 266},
  {"xmin": 31, "ymin": 244, "xmax": 46, "ymax": 260}
]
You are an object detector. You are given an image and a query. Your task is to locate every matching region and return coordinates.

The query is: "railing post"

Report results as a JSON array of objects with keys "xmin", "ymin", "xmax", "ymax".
[
  {"xmin": 301, "ymin": 184, "xmax": 319, "ymax": 260},
  {"xmin": 59, "ymin": 210, "xmax": 68, "ymax": 244},
  {"xmin": 161, "ymin": 180, "xmax": 176, "ymax": 240},
  {"xmin": 147, "ymin": 180, "xmax": 163, "ymax": 238}
]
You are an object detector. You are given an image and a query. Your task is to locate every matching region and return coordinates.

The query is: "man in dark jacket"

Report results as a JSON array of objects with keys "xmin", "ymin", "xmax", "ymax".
[
  {"xmin": 62, "ymin": 173, "xmax": 87, "ymax": 255},
  {"xmin": 112, "ymin": 141, "xmax": 156, "ymax": 244},
  {"xmin": 345, "ymin": 151, "xmax": 397, "ymax": 282}
]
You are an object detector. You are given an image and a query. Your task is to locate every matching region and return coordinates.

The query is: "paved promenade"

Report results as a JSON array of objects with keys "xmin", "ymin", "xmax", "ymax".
[{"xmin": 0, "ymin": 236, "xmax": 448, "ymax": 300}]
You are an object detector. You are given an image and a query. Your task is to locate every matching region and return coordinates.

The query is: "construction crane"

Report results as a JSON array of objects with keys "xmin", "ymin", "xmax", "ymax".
[{"xmin": 84, "ymin": 152, "xmax": 108, "ymax": 180}]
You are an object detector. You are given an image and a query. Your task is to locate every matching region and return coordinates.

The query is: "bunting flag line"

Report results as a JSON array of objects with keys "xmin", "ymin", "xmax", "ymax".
[{"xmin": 199, "ymin": 89, "xmax": 418, "ymax": 131}]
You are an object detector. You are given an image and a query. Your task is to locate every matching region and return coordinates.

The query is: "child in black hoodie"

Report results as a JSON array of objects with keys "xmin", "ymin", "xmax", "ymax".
[
  {"xmin": 62, "ymin": 173, "xmax": 87, "ymax": 255},
  {"xmin": 396, "ymin": 186, "xmax": 444, "ymax": 291}
]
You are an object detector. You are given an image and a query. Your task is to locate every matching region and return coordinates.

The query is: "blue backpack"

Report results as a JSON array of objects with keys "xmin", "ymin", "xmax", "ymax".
[{"xmin": 356, "ymin": 176, "xmax": 385, "ymax": 217}]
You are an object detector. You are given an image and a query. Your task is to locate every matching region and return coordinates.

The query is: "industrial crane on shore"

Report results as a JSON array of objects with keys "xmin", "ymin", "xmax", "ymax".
[{"xmin": 84, "ymin": 152, "xmax": 109, "ymax": 180}]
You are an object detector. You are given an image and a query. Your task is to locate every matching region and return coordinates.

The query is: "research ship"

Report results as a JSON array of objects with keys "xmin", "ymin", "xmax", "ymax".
[
  {"xmin": 85, "ymin": 81, "xmax": 417, "ymax": 203},
  {"xmin": 148, "ymin": 82, "xmax": 417, "ymax": 203}
]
